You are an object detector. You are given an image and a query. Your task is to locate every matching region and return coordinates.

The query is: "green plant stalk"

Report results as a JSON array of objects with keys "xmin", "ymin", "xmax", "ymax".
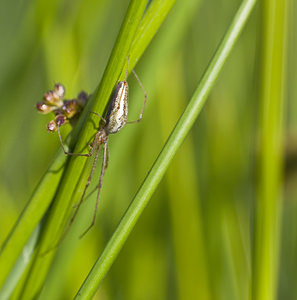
[
  {"xmin": 74, "ymin": 0, "xmax": 256, "ymax": 298},
  {"xmin": 19, "ymin": 0, "xmax": 179, "ymax": 298},
  {"xmin": 0, "ymin": 149, "xmax": 67, "ymax": 289},
  {"xmin": 0, "ymin": 0, "xmax": 175, "ymax": 292},
  {"xmin": 158, "ymin": 59, "xmax": 211, "ymax": 299},
  {"xmin": 0, "ymin": 225, "xmax": 40, "ymax": 300},
  {"xmin": 252, "ymin": 0, "xmax": 288, "ymax": 299},
  {"xmin": 120, "ymin": 0, "xmax": 177, "ymax": 79},
  {"xmin": 0, "ymin": 0, "xmax": 177, "ymax": 290},
  {"xmin": 19, "ymin": 1, "xmax": 148, "ymax": 298}
]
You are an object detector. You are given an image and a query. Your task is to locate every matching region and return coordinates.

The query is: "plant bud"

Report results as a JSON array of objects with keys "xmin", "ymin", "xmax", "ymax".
[
  {"xmin": 47, "ymin": 120, "xmax": 57, "ymax": 132},
  {"xmin": 36, "ymin": 102, "xmax": 55, "ymax": 114},
  {"xmin": 54, "ymin": 83, "xmax": 65, "ymax": 99},
  {"xmin": 77, "ymin": 91, "xmax": 89, "ymax": 107},
  {"xmin": 62, "ymin": 99, "xmax": 81, "ymax": 118},
  {"xmin": 43, "ymin": 90, "xmax": 63, "ymax": 107},
  {"xmin": 56, "ymin": 114, "xmax": 68, "ymax": 127}
]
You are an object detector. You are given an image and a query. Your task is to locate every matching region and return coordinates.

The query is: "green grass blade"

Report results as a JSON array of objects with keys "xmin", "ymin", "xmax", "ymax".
[
  {"xmin": 252, "ymin": 0, "xmax": 288, "ymax": 298},
  {"xmin": 0, "ymin": 0, "xmax": 179, "ymax": 290},
  {"xmin": 0, "ymin": 150, "xmax": 68, "ymax": 289},
  {"xmin": 0, "ymin": 225, "xmax": 40, "ymax": 300},
  {"xmin": 19, "ymin": 0, "xmax": 178, "ymax": 298},
  {"xmin": 120, "ymin": 0, "xmax": 177, "ymax": 78},
  {"xmin": 157, "ymin": 59, "xmax": 211, "ymax": 299},
  {"xmin": 19, "ymin": 1, "xmax": 147, "ymax": 298},
  {"xmin": 74, "ymin": 0, "xmax": 256, "ymax": 298}
]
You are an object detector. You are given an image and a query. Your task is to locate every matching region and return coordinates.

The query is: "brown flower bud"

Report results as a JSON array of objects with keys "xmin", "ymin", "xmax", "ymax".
[
  {"xmin": 54, "ymin": 83, "xmax": 65, "ymax": 99},
  {"xmin": 36, "ymin": 102, "xmax": 55, "ymax": 114},
  {"xmin": 77, "ymin": 91, "xmax": 89, "ymax": 107},
  {"xmin": 52, "ymin": 108, "xmax": 62, "ymax": 116},
  {"xmin": 56, "ymin": 114, "xmax": 68, "ymax": 127},
  {"xmin": 62, "ymin": 99, "xmax": 81, "ymax": 118},
  {"xmin": 47, "ymin": 120, "xmax": 57, "ymax": 132},
  {"xmin": 43, "ymin": 90, "xmax": 63, "ymax": 107},
  {"xmin": 38, "ymin": 83, "xmax": 91, "ymax": 132}
]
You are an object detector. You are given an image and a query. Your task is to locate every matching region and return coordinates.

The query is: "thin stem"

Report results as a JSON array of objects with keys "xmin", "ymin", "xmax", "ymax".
[
  {"xmin": 252, "ymin": 0, "xmax": 288, "ymax": 298},
  {"xmin": 75, "ymin": 0, "xmax": 256, "ymax": 298},
  {"xmin": 18, "ymin": 1, "xmax": 149, "ymax": 298},
  {"xmin": 0, "ymin": 0, "xmax": 178, "ymax": 290},
  {"xmin": 0, "ymin": 0, "xmax": 178, "ymax": 294}
]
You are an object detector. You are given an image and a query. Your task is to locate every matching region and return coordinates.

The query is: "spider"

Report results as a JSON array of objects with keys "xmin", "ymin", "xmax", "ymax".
[{"xmin": 57, "ymin": 56, "xmax": 147, "ymax": 238}]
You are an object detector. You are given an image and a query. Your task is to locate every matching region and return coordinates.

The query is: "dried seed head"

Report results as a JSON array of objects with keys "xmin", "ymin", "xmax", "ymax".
[
  {"xmin": 43, "ymin": 90, "xmax": 63, "ymax": 107},
  {"xmin": 47, "ymin": 120, "xmax": 57, "ymax": 132},
  {"xmin": 43, "ymin": 90, "xmax": 54, "ymax": 103},
  {"xmin": 56, "ymin": 114, "xmax": 67, "ymax": 127},
  {"xmin": 46, "ymin": 114, "xmax": 68, "ymax": 132},
  {"xmin": 54, "ymin": 83, "xmax": 65, "ymax": 99},
  {"xmin": 77, "ymin": 91, "xmax": 89, "ymax": 107},
  {"xmin": 36, "ymin": 102, "xmax": 55, "ymax": 114},
  {"xmin": 52, "ymin": 109, "xmax": 62, "ymax": 116},
  {"xmin": 38, "ymin": 83, "xmax": 91, "ymax": 132},
  {"xmin": 62, "ymin": 99, "xmax": 81, "ymax": 118}
]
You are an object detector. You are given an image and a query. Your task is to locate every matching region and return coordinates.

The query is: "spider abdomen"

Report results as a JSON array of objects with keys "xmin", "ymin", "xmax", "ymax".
[{"xmin": 105, "ymin": 81, "xmax": 129, "ymax": 134}]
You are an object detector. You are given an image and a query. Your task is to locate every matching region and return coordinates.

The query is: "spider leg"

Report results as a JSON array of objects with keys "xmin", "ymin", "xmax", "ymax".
[
  {"xmin": 126, "ymin": 69, "xmax": 147, "ymax": 124},
  {"xmin": 80, "ymin": 141, "xmax": 108, "ymax": 238},
  {"xmin": 57, "ymin": 126, "xmax": 94, "ymax": 157}
]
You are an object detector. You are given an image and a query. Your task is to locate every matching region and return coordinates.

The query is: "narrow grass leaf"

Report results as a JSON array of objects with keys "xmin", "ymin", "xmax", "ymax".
[{"xmin": 75, "ymin": 0, "xmax": 256, "ymax": 298}]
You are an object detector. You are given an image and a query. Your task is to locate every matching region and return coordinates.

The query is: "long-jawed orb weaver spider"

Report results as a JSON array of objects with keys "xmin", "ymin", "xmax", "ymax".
[{"xmin": 57, "ymin": 56, "xmax": 147, "ymax": 239}]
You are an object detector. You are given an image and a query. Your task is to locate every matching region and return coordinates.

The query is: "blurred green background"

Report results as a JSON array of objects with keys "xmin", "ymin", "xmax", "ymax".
[{"xmin": 0, "ymin": 0, "xmax": 296, "ymax": 299}]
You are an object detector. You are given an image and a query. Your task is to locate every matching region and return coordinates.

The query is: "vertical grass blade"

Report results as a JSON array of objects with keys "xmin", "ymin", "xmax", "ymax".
[
  {"xmin": 252, "ymin": 0, "xmax": 288, "ymax": 298},
  {"xmin": 0, "ymin": 0, "xmax": 178, "ymax": 296},
  {"xmin": 0, "ymin": 151, "xmax": 67, "ymax": 289},
  {"xmin": 157, "ymin": 58, "xmax": 211, "ymax": 299},
  {"xmin": 74, "ymin": 0, "xmax": 256, "ymax": 298},
  {"xmin": 19, "ymin": 1, "xmax": 148, "ymax": 298},
  {"xmin": 0, "ymin": 225, "xmax": 40, "ymax": 300},
  {"xmin": 0, "ymin": 1, "xmax": 178, "ymax": 291}
]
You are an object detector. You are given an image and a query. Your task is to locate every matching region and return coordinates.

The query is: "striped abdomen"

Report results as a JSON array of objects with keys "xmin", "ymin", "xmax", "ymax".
[{"xmin": 105, "ymin": 81, "xmax": 129, "ymax": 134}]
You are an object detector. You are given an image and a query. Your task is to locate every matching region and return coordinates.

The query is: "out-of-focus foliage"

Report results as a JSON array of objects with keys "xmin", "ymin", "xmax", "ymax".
[{"xmin": 0, "ymin": 0, "xmax": 296, "ymax": 299}]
